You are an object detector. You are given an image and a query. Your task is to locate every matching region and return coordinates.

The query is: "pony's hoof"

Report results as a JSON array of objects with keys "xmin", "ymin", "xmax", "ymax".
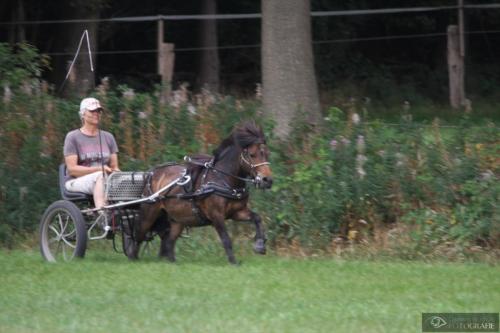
[
  {"xmin": 160, "ymin": 255, "xmax": 176, "ymax": 263},
  {"xmin": 253, "ymin": 239, "xmax": 267, "ymax": 255}
]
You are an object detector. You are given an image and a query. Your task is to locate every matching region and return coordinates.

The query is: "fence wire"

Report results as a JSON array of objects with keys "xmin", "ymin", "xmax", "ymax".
[
  {"xmin": 40, "ymin": 29, "xmax": 500, "ymax": 56},
  {"xmin": 2, "ymin": 3, "xmax": 500, "ymax": 25}
]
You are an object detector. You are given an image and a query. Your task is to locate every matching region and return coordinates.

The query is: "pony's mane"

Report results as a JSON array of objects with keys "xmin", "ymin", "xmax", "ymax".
[{"xmin": 213, "ymin": 121, "xmax": 266, "ymax": 161}]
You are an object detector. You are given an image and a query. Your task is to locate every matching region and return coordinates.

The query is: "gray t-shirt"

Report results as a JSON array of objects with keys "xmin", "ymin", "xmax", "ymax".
[{"xmin": 63, "ymin": 129, "xmax": 119, "ymax": 180}]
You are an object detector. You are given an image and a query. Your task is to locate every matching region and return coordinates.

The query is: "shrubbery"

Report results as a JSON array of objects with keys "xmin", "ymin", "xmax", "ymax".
[
  {"xmin": 0, "ymin": 43, "xmax": 498, "ymax": 260},
  {"xmin": 255, "ymin": 106, "xmax": 498, "ymax": 259}
]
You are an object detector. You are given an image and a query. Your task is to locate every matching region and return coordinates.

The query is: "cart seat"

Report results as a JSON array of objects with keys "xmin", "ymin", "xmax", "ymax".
[{"xmin": 59, "ymin": 164, "xmax": 91, "ymax": 202}]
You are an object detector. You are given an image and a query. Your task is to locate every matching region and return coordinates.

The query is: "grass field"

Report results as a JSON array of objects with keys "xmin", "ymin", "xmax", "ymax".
[{"xmin": 0, "ymin": 243, "xmax": 498, "ymax": 333}]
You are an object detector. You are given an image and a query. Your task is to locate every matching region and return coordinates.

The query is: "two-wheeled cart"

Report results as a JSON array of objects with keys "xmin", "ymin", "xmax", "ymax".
[{"xmin": 39, "ymin": 164, "xmax": 189, "ymax": 262}]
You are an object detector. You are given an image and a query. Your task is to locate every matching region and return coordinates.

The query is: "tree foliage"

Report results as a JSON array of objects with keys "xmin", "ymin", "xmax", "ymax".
[
  {"xmin": 1, "ymin": 0, "xmax": 499, "ymax": 98},
  {"xmin": 0, "ymin": 44, "xmax": 498, "ymax": 260},
  {"xmin": 0, "ymin": 43, "xmax": 49, "ymax": 88}
]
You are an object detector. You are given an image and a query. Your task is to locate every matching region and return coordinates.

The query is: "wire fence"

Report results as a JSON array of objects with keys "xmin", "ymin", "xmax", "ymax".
[
  {"xmin": 2, "ymin": 3, "xmax": 500, "ymax": 94},
  {"xmin": 2, "ymin": 3, "xmax": 500, "ymax": 25},
  {"xmin": 40, "ymin": 28, "xmax": 500, "ymax": 56},
  {"xmin": 2, "ymin": 3, "xmax": 500, "ymax": 57}
]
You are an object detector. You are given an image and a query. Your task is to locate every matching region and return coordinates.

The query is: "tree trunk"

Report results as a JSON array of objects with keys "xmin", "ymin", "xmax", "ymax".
[
  {"xmin": 262, "ymin": 0, "xmax": 321, "ymax": 139},
  {"xmin": 448, "ymin": 25, "xmax": 465, "ymax": 109},
  {"xmin": 6, "ymin": 0, "xmax": 25, "ymax": 44},
  {"xmin": 198, "ymin": 0, "xmax": 220, "ymax": 93},
  {"xmin": 16, "ymin": 0, "xmax": 26, "ymax": 42},
  {"xmin": 53, "ymin": 2, "xmax": 100, "ymax": 97},
  {"xmin": 7, "ymin": 1, "xmax": 15, "ymax": 45}
]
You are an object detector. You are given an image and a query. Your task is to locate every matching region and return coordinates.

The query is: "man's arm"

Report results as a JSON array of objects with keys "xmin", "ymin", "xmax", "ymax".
[
  {"xmin": 65, "ymin": 155, "xmax": 112, "ymax": 177},
  {"xmin": 109, "ymin": 153, "xmax": 120, "ymax": 172}
]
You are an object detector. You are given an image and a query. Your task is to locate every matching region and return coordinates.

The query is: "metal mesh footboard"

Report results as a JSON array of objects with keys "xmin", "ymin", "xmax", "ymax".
[{"xmin": 105, "ymin": 172, "xmax": 148, "ymax": 201}]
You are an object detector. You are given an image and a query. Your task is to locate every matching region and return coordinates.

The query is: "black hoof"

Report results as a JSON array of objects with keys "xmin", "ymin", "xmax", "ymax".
[
  {"xmin": 159, "ymin": 254, "xmax": 176, "ymax": 263},
  {"xmin": 253, "ymin": 239, "xmax": 267, "ymax": 255}
]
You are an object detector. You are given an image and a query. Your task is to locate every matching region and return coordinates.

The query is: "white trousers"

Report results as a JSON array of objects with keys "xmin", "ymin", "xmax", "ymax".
[{"xmin": 65, "ymin": 171, "xmax": 103, "ymax": 194}]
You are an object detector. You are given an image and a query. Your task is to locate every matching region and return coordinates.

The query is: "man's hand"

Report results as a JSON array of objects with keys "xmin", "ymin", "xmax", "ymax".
[{"xmin": 103, "ymin": 165, "xmax": 113, "ymax": 174}]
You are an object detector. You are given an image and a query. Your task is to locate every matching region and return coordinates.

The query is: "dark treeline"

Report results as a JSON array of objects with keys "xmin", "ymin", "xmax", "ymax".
[{"xmin": 1, "ymin": 0, "xmax": 500, "ymax": 100}]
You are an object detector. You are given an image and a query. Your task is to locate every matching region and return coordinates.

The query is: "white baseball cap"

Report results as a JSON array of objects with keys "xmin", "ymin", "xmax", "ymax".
[
  {"xmin": 80, "ymin": 97, "xmax": 102, "ymax": 111},
  {"xmin": 79, "ymin": 97, "xmax": 102, "ymax": 118}
]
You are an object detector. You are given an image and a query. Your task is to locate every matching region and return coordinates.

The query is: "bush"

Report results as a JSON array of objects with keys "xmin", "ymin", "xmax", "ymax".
[
  {"xmin": 0, "ymin": 42, "xmax": 49, "ymax": 90},
  {"xmin": 0, "ymin": 44, "xmax": 498, "ymax": 260},
  {"xmin": 251, "ymin": 106, "xmax": 499, "ymax": 259}
]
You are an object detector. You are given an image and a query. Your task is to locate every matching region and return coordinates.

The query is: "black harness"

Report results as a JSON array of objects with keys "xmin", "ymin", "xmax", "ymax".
[
  {"xmin": 142, "ymin": 157, "xmax": 249, "ymax": 225},
  {"xmin": 176, "ymin": 156, "xmax": 249, "ymax": 201},
  {"xmin": 178, "ymin": 182, "xmax": 248, "ymax": 200}
]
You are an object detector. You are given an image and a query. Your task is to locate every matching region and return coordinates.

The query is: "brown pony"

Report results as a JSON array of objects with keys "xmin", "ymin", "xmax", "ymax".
[{"xmin": 127, "ymin": 121, "xmax": 272, "ymax": 264}]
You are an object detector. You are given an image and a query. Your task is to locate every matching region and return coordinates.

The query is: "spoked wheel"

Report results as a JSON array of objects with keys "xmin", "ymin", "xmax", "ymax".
[
  {"xmin": 122, "ymin": 230, "xmax": 136, "ymax": 258},
  {"xmin": 39, "ymin": 200, "xmax": 87, "ymax": 262},
  {"xmin": 121, "ymin": 228, "xmax": 162, "ymax": 259},
  {"xmin": 120, "ymin": 213, "xmax": 162, "ymax": 259},
  {"xmin": 139, "ymin": 234, "xmax": 162, "ymax": 258}
]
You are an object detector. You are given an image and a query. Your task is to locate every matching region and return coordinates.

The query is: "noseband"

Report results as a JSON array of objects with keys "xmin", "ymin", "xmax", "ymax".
[
  {"xmin": 240, "ymin": 152, "xmax": 271, "ymax": 170},
  {"xmin": 240, "ymin": 149, "xmax": 271, "ymax": 187}
]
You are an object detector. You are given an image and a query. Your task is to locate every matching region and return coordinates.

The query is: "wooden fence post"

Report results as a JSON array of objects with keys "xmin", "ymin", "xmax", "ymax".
[
  {"xmin": 448, "ymin": 25, "xmax": 465, "ymax": 109},
  {"xmin": 157, "ymin": 19, "xmax": 175, "ymax": 104},
  {"xmin": 159, "ymin": 43, "xmax": 175, "ymax": 89}
]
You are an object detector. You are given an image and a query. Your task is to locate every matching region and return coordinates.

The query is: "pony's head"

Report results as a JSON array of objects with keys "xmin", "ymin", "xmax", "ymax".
[{"xmin": 213, "ymin": 121, "xmax": 273, "ymax": 189}]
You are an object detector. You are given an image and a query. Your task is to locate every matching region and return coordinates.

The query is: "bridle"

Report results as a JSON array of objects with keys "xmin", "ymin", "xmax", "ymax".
[
  {"xmin": 239, "ymin": 147, "xmax": 271, "ymax": 185},
  {"xmin": 240, "ymin": 151, "xmax": 271, "ymax": 170},
  {"xmin": 184, "ymin": 144, "xmax": 271, "ymax": 186}
]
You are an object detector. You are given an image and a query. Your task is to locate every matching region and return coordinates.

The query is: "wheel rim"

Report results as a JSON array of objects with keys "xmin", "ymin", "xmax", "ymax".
[
  {"xmin": 122, "ymin": 231, "xmax": 161, "ymax": 259},
  {"xmin": 123, "ymin": 235, "xmax": 135, "ymax": 257},
  {"xmin": 140, "ymin": 238, "xmax": 161, "ymax": 257},
  {"xmin": 43, "ymin": 209, "xmax": 79, "ymax": 262}
]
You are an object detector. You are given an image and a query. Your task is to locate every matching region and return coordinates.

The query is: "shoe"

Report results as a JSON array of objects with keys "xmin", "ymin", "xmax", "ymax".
[
  {"xmin": 95, "ymin": 211, "xmax": 109, "ymax": 229},
  {"xmin": 106, "ymin": 230, "xmax": 115, "ymax": 240},
  {"xmin": 96, "ymin": 211, "xmax": 117, "ymax": 230}
]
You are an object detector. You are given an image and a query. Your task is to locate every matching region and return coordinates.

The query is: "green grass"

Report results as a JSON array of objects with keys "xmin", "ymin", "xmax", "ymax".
[{"xmin": 0, "ymin": 245, "xmax": 498, "ymax": 333}]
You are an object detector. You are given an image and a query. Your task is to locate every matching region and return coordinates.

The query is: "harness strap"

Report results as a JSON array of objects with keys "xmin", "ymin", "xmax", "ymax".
[
  {"xmin": 162, "ymin": 184, "xmax": 247, "ymax": 201},
  {"xmin": 189, "ymin": 199, "xmax": 211, "ymax": 226},
  {"xmin": 144, "ymin": 172, "xmax": 155, "ymax": 197},
  {"xmin": 185, "ymin": 155, "xmax": 255, "ymax": 184}
]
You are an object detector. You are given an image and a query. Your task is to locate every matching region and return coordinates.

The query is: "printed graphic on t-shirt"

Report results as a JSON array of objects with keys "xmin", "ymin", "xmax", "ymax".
[{"xmin": 77, "ymin": 143, "xmax": 111, "ymax": 167}]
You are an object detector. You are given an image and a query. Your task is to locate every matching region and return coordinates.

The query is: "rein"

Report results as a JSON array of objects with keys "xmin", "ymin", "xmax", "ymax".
[{"xmin": 210, "ymin": 162, "xmax": 255, "ymax": 184}]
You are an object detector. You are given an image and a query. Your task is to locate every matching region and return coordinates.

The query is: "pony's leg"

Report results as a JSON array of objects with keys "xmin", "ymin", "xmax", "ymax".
[
  {"xmin": 232, "ymin": 209, "xmax": 267, "ymax": 255},
  {"xmin": 213, "ymin": 220, "xmax": 238, "ymax": 265},
  {"xmin": 161, "ymin": 223, "xmax": 184, "ymax": 262},
  {"xmin": 250, "ymin": 211, "xmax": 267, "ymax": 255}
]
